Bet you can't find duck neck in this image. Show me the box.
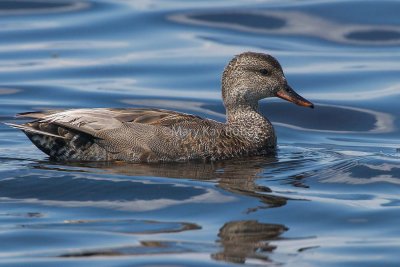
[225,102,274,146]
[226,102,270,131]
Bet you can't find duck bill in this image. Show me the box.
[276,85,314,108]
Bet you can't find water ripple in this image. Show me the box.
[0,0,90,15]
[170,5,400,46]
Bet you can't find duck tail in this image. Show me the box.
[3,122,66,139]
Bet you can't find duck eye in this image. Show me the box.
[259,68,269,75]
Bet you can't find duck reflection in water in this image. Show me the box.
[35,155,289,209]
[212,220,287,264]
[31,156,294,264]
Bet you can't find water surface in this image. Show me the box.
[0,0,399,266]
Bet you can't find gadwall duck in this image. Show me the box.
[7,52,313,162]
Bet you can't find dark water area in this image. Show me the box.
[0,0,399,266]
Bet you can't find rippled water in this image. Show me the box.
[0,0,399,266]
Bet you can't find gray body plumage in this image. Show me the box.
[7,52,313,162]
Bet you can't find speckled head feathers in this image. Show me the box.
[222,52,287,108]
[221,52,313,110]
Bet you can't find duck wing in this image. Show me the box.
[17,108,205,136]
[11,108,212,161]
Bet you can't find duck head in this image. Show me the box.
[222,52,314,109]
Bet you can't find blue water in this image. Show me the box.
[0,0,400,266]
